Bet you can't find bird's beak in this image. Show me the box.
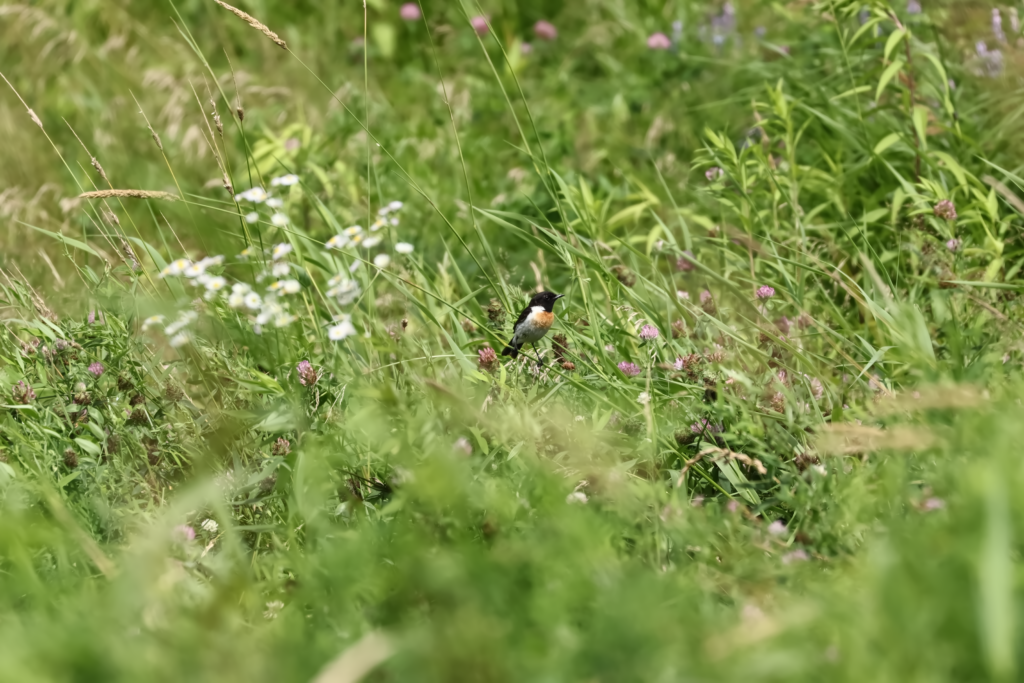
[554,294,565,300]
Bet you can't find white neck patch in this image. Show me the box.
[531,305,545,313]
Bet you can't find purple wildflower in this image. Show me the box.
[88,310,96,324]
[478,346,498,372]
[520,42,533,54]
[922,497,946,511]
[934,199,957,221]
[690,418,723,435]
[700,290,713,305]
[676,250,696,272]
[767,520,786,536]
[533,20,557,41]
[454,437,473,456]
[993,8,1007,43]
[756,285,775,300]
[297,360,318,386]
[782,549,809,564]
[173,525,196,542]
[946,238,962,252]
[618,361,642,377]
[907,0,921,14]
[705,167,724,182]
[88,362,105,377]
[12,380,35,404]
[647,32,671,50]
[399,2,421,21]
[470,16,489,35]
[639,325,659,341]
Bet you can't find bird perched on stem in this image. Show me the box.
[502,291,564,366]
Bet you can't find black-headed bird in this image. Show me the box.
[501,291,564,365]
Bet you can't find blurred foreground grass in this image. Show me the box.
[3,0,1024,680]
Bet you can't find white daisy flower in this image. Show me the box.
[349,234,363,246]
[236,187,268,203]
[239,247,254,259]
[266,197,284,209]
[199,255,224,268]
[272,262,291,277]
[228,292,246,309]
[245,212,259,224]
[271,213,289,227]
[160,258,191,278]
[141,315,165,331]
[169,332,190,348]
[272,243,292,260]
[361,236,383,249]
[184,262,207,278]
[231,282,251,294]
[255,305,280,325]
[388,200,403,211]
[205,276,227,291]
[270,174,299,187]
[274,313,297,327]
[328,317,357,340]
[395,242,414,254]
[370,219,385,232]
[327,278,361,305]
[165,311,198,336]
[343,225,363,237]
[373,254,391,268]
[281,279,301,294]
[349,260,362,273]
[377,207,390,217]
[389,217,399,227]
[244,292,262,310]
[325,234,349,250]
[195,272,212,287]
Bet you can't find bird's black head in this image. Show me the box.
[528,291,564,312]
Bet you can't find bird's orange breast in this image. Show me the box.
[532,310,554,330]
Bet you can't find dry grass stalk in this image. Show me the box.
[149,124,164,151]
[213,0,287,49]
[90,157,110,184]
[222,172,234,196]
[119,238,140,271]
[79,189,178,201]
[873,385,986,416]
[816,423,937,455]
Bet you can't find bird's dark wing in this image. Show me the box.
[511,305,532,333]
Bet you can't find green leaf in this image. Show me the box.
[876,59,905,101]
[20,221,100,258]
[873,133,902,156]
[73,438,102,457]
[912,105,929,151]
[884,28,907,62]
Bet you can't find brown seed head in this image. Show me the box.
[78,189,178,201]
[213,0,288,49]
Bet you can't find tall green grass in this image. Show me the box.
[2,0,1024,680]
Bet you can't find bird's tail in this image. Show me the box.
[501,342,519,359]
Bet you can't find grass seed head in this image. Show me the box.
[213,0,287,49]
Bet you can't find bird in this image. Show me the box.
[502,291,564,365]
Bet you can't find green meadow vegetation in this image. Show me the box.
[3,0,1024,680]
